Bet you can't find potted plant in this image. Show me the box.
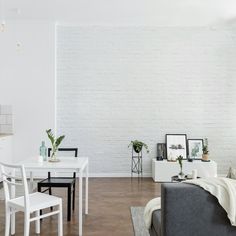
[176,155,185,179]
[46,129,65,162]
[202,138,209,161]
[128,140,149,154]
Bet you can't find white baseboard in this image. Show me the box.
[89,172,152,177]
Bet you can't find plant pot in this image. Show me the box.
[178,172,185,179]
[202,154,209,161]
[48,152,60,162]
[49,157,60,162]
[133,146,142,154]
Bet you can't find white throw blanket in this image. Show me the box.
[144,197,161,229]
[144,177,236,229]
[185,177,236,226]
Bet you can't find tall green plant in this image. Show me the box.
[202,138,209,154]
[46,129,65,159]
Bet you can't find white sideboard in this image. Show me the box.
[0,135,13,181]
[152,159,217,182]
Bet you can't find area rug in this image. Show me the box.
[130,207,149,236]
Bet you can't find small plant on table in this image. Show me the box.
[46,129,65,162]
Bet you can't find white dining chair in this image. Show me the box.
[0,162,63,236]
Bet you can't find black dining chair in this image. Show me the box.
[37,148,78,221]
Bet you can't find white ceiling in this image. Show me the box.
[2,0,236,26]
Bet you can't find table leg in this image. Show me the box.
[11,169,16,235]
[79,170,83,236]
[85,164,88,215]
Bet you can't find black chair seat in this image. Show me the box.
[38,177,76,185]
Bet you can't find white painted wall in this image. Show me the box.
[0,21,55,162]
[57,26,236,176]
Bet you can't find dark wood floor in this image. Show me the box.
[0,178,160,236]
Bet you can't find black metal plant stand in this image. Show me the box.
[131,148,143,177]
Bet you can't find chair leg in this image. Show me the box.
[38,185,43,217]
[10,209,15,235]
[67,186,71,221]
[58,201,63,236]
[5,207,10,236]
[24,213,30,236]
[49,187,53,211]
[72,183,76,211]
[35,210,40,234]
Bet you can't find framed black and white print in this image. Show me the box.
[188,139,203,159]
[166,134,187,160]
[157,143,167,159]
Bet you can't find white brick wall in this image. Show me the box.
[57,26,236,176]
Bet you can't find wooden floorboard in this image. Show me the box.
[0,177,160,236]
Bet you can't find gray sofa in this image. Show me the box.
[149,183,236,236]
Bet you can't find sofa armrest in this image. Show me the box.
[161,183,236,236]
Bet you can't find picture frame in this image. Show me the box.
[187,139,203,160]
[157,143,167,160]
[166,134,187,161]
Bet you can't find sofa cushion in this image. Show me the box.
[152,209,161,236]
[161,183,236,236]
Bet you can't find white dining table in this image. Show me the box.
[13,157,89,236]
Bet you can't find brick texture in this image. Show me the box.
[57,26,236,176]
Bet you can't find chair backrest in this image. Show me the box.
[48,148,78,157]
[47,148,78,178]
[0,162,29,209]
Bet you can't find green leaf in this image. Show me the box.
[46,129,55,146]
[55,135,65,148]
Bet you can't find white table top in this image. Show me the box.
[18,157,88,171]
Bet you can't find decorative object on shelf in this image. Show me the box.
[156,156,163,161]
[39,141,47,161]
[171,175,186,182]
[166,134,187,161]
[188,139,203,160]
[128,140,149,177]
[186,173,193,179]
[128,140,149,154]
[156,143,166,160]
[177,155,185,179]
[46,129,65,162]
[227,167,236,179]
[202,138,209,161]
[192,169,198,179]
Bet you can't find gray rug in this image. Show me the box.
[131,207,149,236]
